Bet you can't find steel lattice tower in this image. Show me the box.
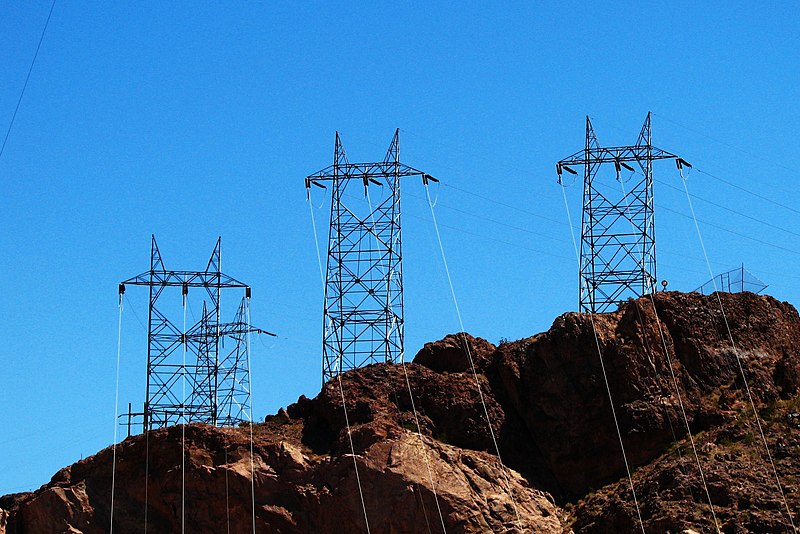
[120,236,270,432]
[306,130,432,384]
[557,113,684,313]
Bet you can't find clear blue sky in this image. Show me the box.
[2,1,799,495]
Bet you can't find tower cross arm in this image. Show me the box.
[185,322,276,341]
[306,162,430,186]
[557,145,679,167]
[121,270,249,288]
[218,324,277,337]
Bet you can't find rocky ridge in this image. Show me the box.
[3,291,800,533]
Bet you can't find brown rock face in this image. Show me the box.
[491,291,800,497]
[4,291,800,533]
[3,419,562,533]
[570,404,800,533]
[413,333,497,373]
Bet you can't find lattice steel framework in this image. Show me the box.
[120,236,269,432]
[306,129,433,384]
[557,113,684,313]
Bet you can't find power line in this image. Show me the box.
[589,179,800,258]
[330,151,800,291]
[678,170,797,531]
[424,183,526,530]
[437,176,800,282]
[655,177,800,239]
[405,189,571,244]
[403,211,574,262]
[0,0,57,161]
[693,167,800,218]
[591,113,800,217]
[417,161,800,282]
[439,182,570,227]
[399,128,564,199]
[330,187,575,261]
[652,112,795,175]
[438,178,800,285]
[424,178,800,282]
[367,125,800,275]
[657,203,800,258]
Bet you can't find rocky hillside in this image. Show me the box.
[3,291,800,533]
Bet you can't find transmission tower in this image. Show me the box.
[306,129,434,384]
[557,113,686,313]
[120,236,272,432]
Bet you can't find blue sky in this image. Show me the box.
[1,1,799,495]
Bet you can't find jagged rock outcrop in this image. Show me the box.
[1,413,562,533]
[570,402,800,533]
[4,291,800,533]
[490,291,800,497]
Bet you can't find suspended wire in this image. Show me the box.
[405,189,570,244]
[367,187,447,534]
[558,182,646,534]
[335,184,573,262]
[592,112,800,206]
[591,178,800,258]
[594,112,797,208]
[398,358,447,534]
[597,112,800,222]
[123,295,148,333]
[397,127,566,205]
[408,190,775,285]
[307,193,372,534]
[308,195,326,285]
[655,177,800,240]
[424,183,525,531]
[679,169,797,533]
[110,296,123,533]
[363,174,797,299]
[630,299,701,508]
[364,190,427,533]
[692,167,800,217]
[658,203,800,258]
[617,176,720,531]
[429,127,800,281]
[246,299,257,534]
[439,182,571,227]
[652,112,796,176]
[224,429,231,534]
[426,176,800,282]
[181,296,187,534]
[403,211,574,262]
[144,418,150,532]
[408,118,800,266]
[337,370,372,534]
[391,184,740,282]
[0,0,57,161]
[187,298,198,325]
